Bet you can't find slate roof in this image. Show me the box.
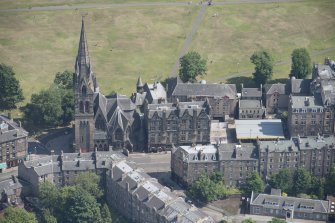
[147,101,210,119]
[177,145,218,163]
[290,96,323,109]
[0,177,23,196]
[264,83,288,95]
[251,192,329,214]
[172,83,236,98]
[258,139,299,153]
[110,158,215,222]
[239,100,263,109]
[0,115,28,144]
[290,78,311,95]
[218,143,258,161]
[241,87,262,98]
[145,82,167,102]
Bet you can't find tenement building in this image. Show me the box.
[18,151,214,223]
[171,82,238,120]
[250,189,329,221]
[145,100,211,151]
[171,143,258,187]
[258,135,335,180]
[106,159,214,223]
[0,115,28,171]
[288,96,324,137]
[238,99,266,120]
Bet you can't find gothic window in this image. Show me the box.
[82,85,87,96]
[79,101,84,113]
[115,128,123,141]
[85,101,90,113]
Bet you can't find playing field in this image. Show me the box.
[0,0,334,106]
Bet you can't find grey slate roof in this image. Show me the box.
[290,96,323,109]
[258,139,299,153]
[219,143,258,161]
[241,87,262,98]
[0,177,23,196]
[110,158,215,222]
[172,83,237,98]
[239,100,262,109]
[0,115,28,144]
[177,145,218,163]
[147,101,209,119]
[251,192,329,214]
[264,83,288,95]
[290,78,311,95]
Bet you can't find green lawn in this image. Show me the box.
[0,0,191,10]
[0,6,198,102]
[190,0,335,82]
[0,0,335,110]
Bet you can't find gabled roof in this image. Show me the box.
[264,83,288,95]
[290,78,311,95]
[172,83,236,98]
[241,87,262,98]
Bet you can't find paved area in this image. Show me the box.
[128,152,171,173]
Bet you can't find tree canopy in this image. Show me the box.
[179,51,207,83]
[64,188,102,223]
[0,64,24,110]
[290,48,311,79]
[268,217,286,223]
[293,168,311,195]
[269,169,293,194]
[244,171,264,194]
[75,172,103,199]
[24,71,74,128]
[242,218,256,223]
[250,49,274,85]
[54,70,74,89]
[187,173,227,203]
[325,165,335,196]
[0,207,37,223]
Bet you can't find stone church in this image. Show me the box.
[74,19,142,152]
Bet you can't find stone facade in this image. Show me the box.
[18,151,214,223]
[106,160,214,223]
[288,96,324,137]
[171,143,258,187]
[145,100,211,151]
[258,136,335,180]
[250,190,329,221]
[171,83,237,119]
[0,115,28,171]
[264,83,289,114]
[238,100,266,119]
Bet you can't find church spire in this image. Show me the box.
[75,17,91,78]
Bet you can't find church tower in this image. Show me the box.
[74,19,98,153]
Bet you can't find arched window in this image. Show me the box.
[115,128,123,141]
[82,86,87,96]
[85,101,90,113]
[79,101,84,113]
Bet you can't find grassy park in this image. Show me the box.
[0,0,334,107]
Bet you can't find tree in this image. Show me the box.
[269,169,293,195]
[268,217,286,223]
[245,171,265,194]
[179,51,207,83]
[325,165,335,196]
[293,168,311,195]
[101,203,113,223]
[250,49,274,85]
[39,182,59,212]
[64,188,101,223]
[24,88,63,127]
[54,70,74,89]
[290,48,311,79]
[0,207,37,223]
[0,64,24,110]
[310,176,325,199]
[42,209,57,223]
[61,90,74,125]
[242,218,256,223]
[75,172,103,199]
